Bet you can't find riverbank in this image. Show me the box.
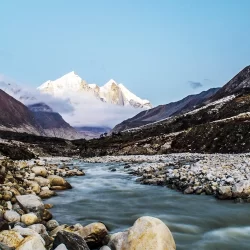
[0,157,176,250]
[84,153,250,202]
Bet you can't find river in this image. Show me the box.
[48,161,250,250]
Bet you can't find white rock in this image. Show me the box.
[109,216,176,250]
[28,224,48,235]
[0,230,24,248]
[6,201,12,210]
[54,243,68,250]
[32,167,48,178]
[34,177,50,187]
[100,246,111,250]
[4,210,20,223]
[225,177,234,184]
[16,195,44,213]
[13,226,37,236]
[16,235,46,250]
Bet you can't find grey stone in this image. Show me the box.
[53,230,90,250]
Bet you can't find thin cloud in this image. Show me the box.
[0,75,142,128]
[188,81,203,89]
[60,92,142,127]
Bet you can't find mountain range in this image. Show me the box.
[0,72,153,137]
[38,71,152,109]
[112,88,220,132]
[1,66,250,158]
[78,65,250,157]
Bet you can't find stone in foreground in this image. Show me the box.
[53,230,90,250]
[16,235,46,250]
[0,230,24,248]
[77,222,108,248]
[4,210,20,223]
[108,216,176,250]
[16,195,44,214]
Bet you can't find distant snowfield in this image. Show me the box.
[0,72,152,128]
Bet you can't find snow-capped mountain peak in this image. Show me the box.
[103,79,118,87]
[38,71,89,97]
[38,72,152,109]
[118,83,151,107]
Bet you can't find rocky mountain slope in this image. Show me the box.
[74,65,250,156]
[0,90,80,139]
[2,66,250,159]
[112,88,219,132]
[38,71,152,109]
[28,103,80,140]
[0,89,42,135]
[211,65,250,101]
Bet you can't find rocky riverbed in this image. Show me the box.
[84,153,250,202]
[0,157,176,250]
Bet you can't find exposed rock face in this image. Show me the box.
[29,103,81,140]
[0,90,80,140]
[0,89,42,135]
[211,65,250,101]
[112,88,219,132]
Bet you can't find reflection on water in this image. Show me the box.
[48,162,250,250]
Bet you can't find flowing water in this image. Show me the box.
[48,161,250,250]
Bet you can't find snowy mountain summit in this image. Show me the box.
[38,72,152,109]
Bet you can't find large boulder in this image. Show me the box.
[232,180,250,198]
[39,190,56,199]
[16,195,44,215]
[34,177,50,187]
[217,186,232,199]
[77,222,108,248]
[53,230,90,250]
[31,167,48,178]
[108,216,176,250]
[0,230,23,248]
[16,235,46,250]
[48,175,72,189]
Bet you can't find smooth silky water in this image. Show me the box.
[48,161,250,250]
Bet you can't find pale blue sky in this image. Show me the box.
[1,0,250,106]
